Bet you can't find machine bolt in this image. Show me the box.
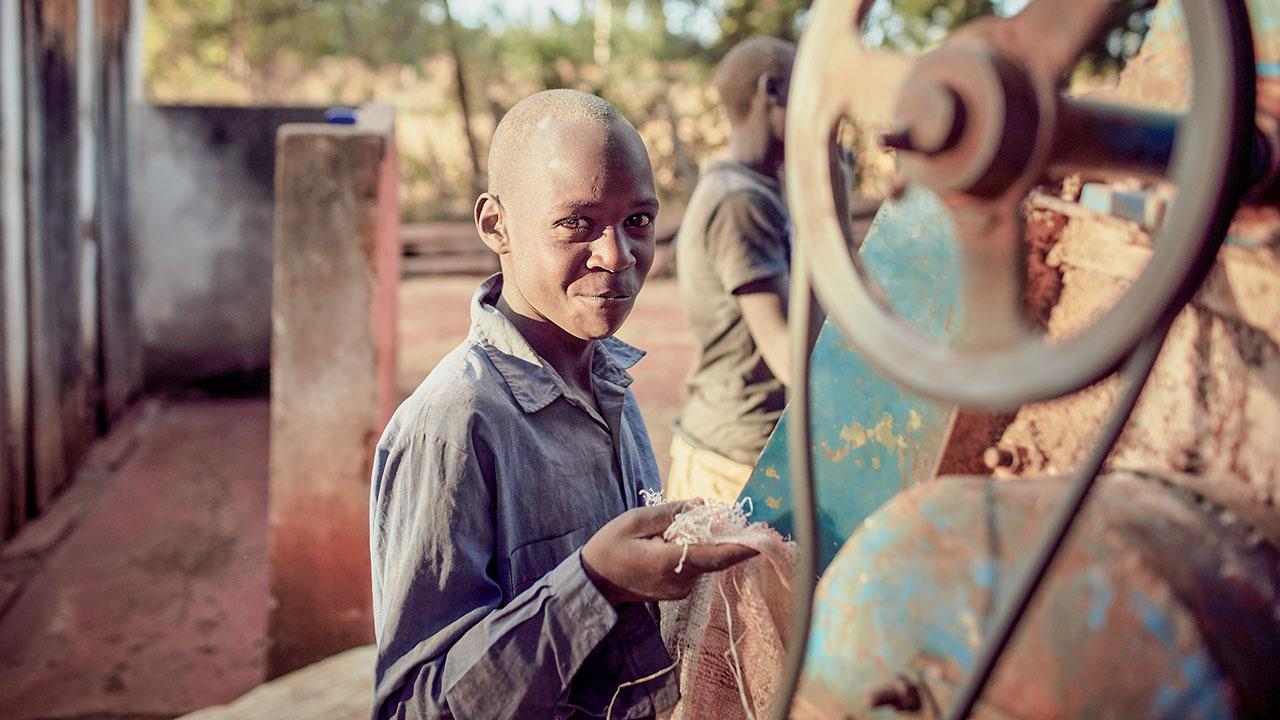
[983,444,1027,474]
[984,446,1014,470]
[866,676,923,712]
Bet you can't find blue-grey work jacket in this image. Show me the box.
[370,274,677,719]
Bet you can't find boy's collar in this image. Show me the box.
[468,273,644,414]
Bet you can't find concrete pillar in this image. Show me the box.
[267,105,399,676]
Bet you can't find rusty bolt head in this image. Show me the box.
[984,446,1016,471]
[866,676,923,713]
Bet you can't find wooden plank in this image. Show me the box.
[74,0,99,432]
[0,0,27,538]
[0,4,8,538]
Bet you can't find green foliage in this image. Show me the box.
[714,0,813,55]
[145,0,1154,221]
[864,0,995,52]
[1075,0,1156,78]
[149,0,443,67]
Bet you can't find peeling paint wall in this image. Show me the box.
[994,0,1280,514]
[997,221,1280,507]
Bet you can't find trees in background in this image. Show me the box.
[144,0,1153,221]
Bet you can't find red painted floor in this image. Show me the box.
[0,399,271,720]
[0,275,695,719]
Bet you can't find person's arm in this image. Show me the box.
[708,190,796,385]
[370,431,619,720]
[735,274,792,385]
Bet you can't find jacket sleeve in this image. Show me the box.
[369,429,619,719]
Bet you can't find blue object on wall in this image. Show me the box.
[324,107,359,125]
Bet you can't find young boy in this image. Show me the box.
[369,90,757,719]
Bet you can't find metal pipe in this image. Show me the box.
[1050,97,1280,200]
[766,245,819,720]
[1050,97,1179,181]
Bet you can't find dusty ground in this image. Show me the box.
[0,399,271,720]
[0,275,694,720]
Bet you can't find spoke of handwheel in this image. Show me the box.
[804,0,916,133]
[836,47,915,129]
[951,201,1029,351]
[1008,0,1117,83]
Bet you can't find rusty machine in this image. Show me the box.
[739,0,1280,717]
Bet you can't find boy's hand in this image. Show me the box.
[580,501,759,605]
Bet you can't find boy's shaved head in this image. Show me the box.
[474,89,657,343]
[714,37,796,124]
[488,89,636,201]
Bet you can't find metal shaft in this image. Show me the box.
[766,248,820,720]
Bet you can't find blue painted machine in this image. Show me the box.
[744,1,1280,717]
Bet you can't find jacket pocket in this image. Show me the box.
[508,524,597,596]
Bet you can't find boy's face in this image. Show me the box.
[496,120,658,341]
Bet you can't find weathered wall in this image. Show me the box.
[267,108,398,676]
[0,0,140,539]
[131,104,326,387]
[24,0,93,516]
[1,0,24,539]
[993,0,1280,513]
[98,0,143,423]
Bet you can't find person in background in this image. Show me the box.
[670,37,797,503]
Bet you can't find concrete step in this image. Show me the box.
[179,645,375,720]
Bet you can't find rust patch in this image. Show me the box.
[34,0,78,55]
[936,410,1017,476]
[96,0,131,46]
[1024,206,1069,330]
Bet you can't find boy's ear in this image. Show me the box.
[474,193,510,255]
[758,73,785,108]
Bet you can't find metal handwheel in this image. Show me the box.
[787,0,1257,411]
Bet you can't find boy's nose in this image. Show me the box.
[587,226,636,272]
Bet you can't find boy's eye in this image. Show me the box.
[557,216,589,230]
[626,214,653,228]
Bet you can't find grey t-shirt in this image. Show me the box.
[675,159,791,466]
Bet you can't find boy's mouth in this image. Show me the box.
[581,293,632,303]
